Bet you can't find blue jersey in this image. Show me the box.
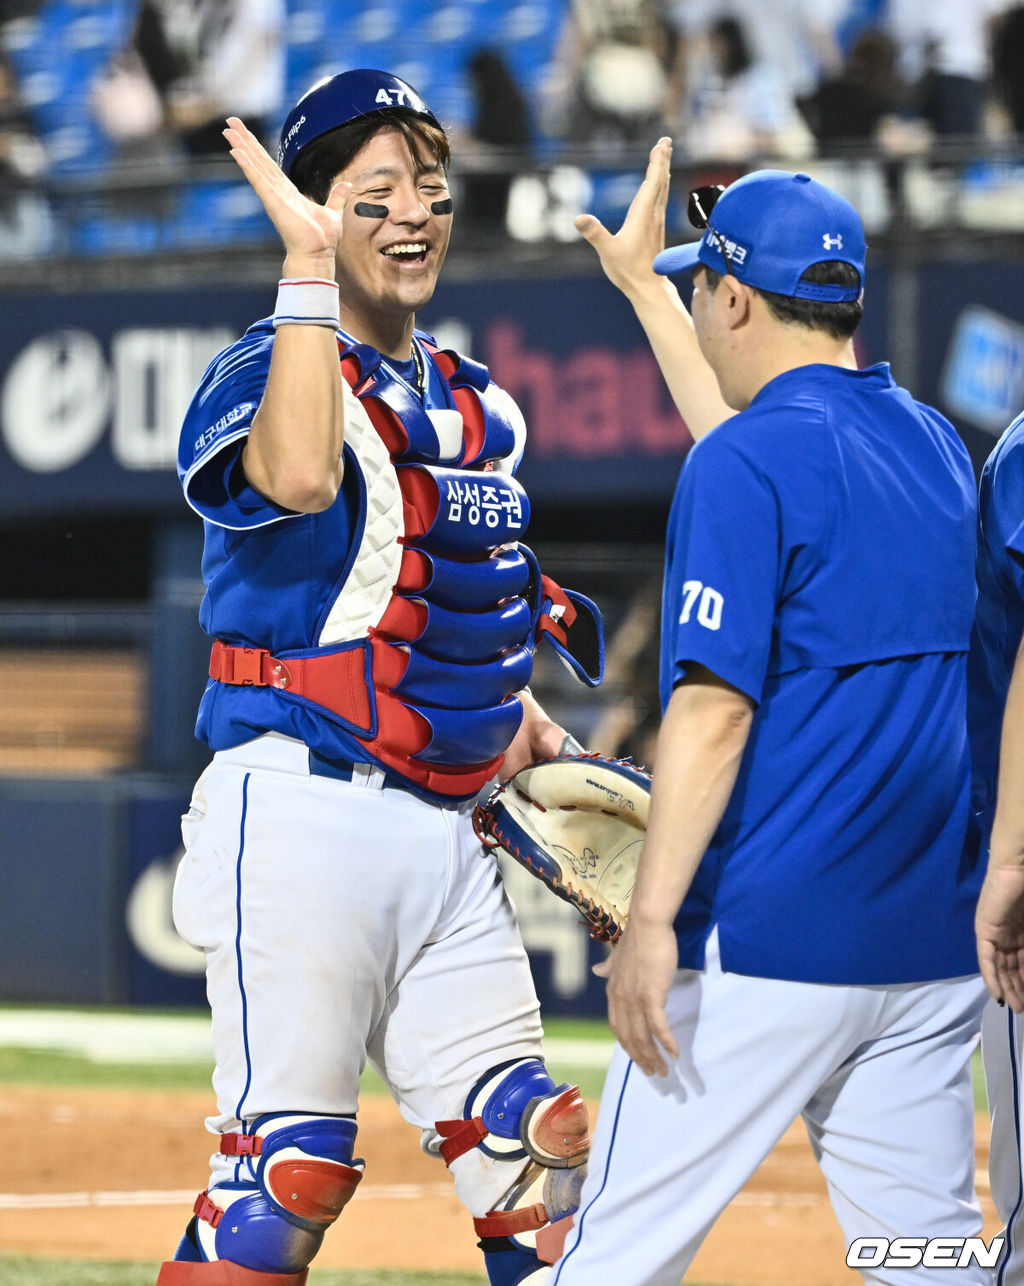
[177,319,532,795]
[967,413,1024,847]
[660,362,980,984]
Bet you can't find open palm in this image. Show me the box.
[223,116,350,266]
[575,136,673,296]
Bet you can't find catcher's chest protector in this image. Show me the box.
[331,338,534,791]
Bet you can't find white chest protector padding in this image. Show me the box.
[317,383,404,648]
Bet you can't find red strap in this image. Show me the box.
[473,1203,550,1239]
[435,1116,489,1166]
[536,575,578,650]
[219,1132,263,1156]
[362,396,409,456]
[192,1189,224,1228]
[397,467,441,538]
[396,547,432,593]
[209,640,290,688]
[209,642,372,733]
[209,637,503,797]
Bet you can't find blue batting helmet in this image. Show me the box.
[278,69,441,176]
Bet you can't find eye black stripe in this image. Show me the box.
[353,202,389,218]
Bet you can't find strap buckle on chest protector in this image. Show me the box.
[209,640,293,689]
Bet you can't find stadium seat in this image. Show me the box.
[169,179,274,249]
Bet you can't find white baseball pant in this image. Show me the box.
[553,930,988,1286]
[982,996,1024,1286]
[172,731,545,1215]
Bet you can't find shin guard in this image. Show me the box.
[160,1115,363,1278]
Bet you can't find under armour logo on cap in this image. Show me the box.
[823,233,844,250]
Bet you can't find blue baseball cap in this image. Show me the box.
[278,69,441,176]
[654,170,866,302]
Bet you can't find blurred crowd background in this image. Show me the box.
[2,0,1024,260]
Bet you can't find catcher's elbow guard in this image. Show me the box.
[436,1058,590,1252]
[164,1115,364,1277]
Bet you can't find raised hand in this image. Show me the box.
[574,136,673,299]
[223,116,350,276]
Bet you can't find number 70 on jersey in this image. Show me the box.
[680,580,724,631]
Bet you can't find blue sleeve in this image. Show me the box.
[177,321,296,530]
[987,425,1024,588]
[661,432,780,705]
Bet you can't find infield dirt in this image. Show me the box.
[0,1087,1000,1284]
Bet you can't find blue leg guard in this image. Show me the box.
[436,1058,590,1284]
[171,1221,203,1264]
[481,1241,550,1285]
[180,1115,364,1275]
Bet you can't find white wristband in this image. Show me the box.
[273,277,340,328]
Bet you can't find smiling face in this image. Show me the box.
[332,126,452,356]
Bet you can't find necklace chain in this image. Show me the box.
[411,340,425,402]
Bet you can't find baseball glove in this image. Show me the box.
[473,754,651,944]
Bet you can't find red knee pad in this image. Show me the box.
[263,1157,362,1224]
[522,1085,590,1167]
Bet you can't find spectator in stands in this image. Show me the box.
[544,0,677,145]
[92,0,285,157]
[460,48,531,233]
[680,14,814,161]
[0,47,52,257]
[992,5,1024,136]
[798,28,903,151]
[665,0,845,138]
[163,0,285,157]
[884,0,1009,141]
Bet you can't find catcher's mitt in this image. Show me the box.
[473,754,651,944]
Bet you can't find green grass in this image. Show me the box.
[0,1257,732,1286]
[0,1018,986,1109]
[0,1260,486,1286]
[0,1256,728,1286]
[0,1014,614,1098]
[0,1046,216,1090]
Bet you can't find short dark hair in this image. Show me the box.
[290,113,451,204]
[702,260,863,339]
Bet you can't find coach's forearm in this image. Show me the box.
[628,279,734,443]
[629,670,753,927]
[989,635,1024,869]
